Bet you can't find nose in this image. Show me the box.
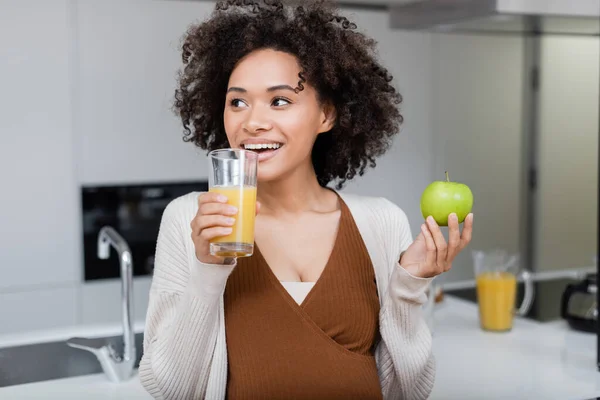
[242,105,272,134]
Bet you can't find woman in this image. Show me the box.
[139,0,473,399]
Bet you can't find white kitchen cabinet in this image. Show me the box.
[0,0,80,289]
[74,0,214,185]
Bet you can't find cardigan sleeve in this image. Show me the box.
[377,199,436,400]
[139,194,236,399]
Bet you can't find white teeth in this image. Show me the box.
[243,143,281,150]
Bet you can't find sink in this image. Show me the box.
[0,332,144,387]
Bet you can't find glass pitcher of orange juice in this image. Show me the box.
[208,149,258,258]
[472,250,535,332]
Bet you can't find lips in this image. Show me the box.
[241,141,284,162]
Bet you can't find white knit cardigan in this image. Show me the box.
[139,191,436,400]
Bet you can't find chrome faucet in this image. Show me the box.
[67,226,136,382]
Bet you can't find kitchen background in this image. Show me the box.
[0,0,597,362]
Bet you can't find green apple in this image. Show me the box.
[420,171,473,226]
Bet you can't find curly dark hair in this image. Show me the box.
[174,0,403,189]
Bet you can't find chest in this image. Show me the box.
[254,210,341,282]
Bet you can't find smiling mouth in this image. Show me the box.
[242,142,283,161]
[243,143,282,151]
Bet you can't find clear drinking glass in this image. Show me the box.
[472,250,535,332]
[208,149,258,258]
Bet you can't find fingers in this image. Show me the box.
[426,216,448,268]
[192,192,241,264]
[191,213,236,236]
[199,226,233,241]
[197,215,235,231]
[446,213,461,262]
[256,201,261,215]
[191,192,238,234]
[459,213,474,250]
[198,191,228,205]
[199,202,238,216]
[417,213,473,277]
[421,223,437,269]
[197,193,238,216]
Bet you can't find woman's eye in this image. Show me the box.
[272,97,291,107]
[230,98,247,108]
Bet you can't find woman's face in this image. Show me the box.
[223,48,334,184]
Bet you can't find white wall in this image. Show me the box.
[429,33,525,284]
[0,0,80,331]
[341,10,434,239]
[534,36,599,273]
[0,0,435,336]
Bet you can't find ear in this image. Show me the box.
[317,102,337,134]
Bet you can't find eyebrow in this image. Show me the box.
[226,84,296,94]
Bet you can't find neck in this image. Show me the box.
[257,163,332,216]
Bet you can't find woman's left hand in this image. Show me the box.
[400,213,474,279]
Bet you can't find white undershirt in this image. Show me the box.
[280,281,316,305]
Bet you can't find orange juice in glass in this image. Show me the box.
[476,271,517,331]
[472,250,535,332]
[208,149,258,258]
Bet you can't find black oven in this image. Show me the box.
[81,181,208,281]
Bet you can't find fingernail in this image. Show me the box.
[217,195,228,203]
[427,216,435,224]
[450,213,457,221]
[227,206,238,214]
[223,227,233,234]
[225,217,235,225]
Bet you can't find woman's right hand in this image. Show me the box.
[190,192,261,265]
[191,192,239,265]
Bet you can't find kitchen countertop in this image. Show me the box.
[0,372,151,400]
[1,296,598,399]
[0,321,146,349]
[429,297,599,400]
